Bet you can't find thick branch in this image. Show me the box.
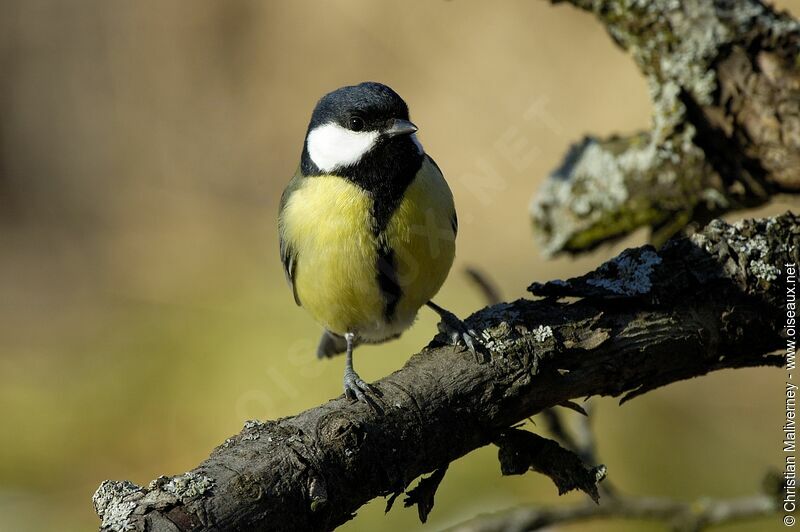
[532,0,800,255]
[94,214,796,532]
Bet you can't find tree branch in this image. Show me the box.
[531,0,800,255]
[459,381,781,532]
[448,493,777,532]
[93,213,795,531]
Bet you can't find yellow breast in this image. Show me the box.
[383,160,456,325]
[280,158,456,340]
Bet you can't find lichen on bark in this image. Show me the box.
[94,213,795,532]
[533,0,800,256]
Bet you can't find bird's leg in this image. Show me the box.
[426,301,480,358]
[343,332,381,410]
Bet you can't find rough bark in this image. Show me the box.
[93,213,797,532]
[531,0,800,256]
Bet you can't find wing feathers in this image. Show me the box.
[279,168,304,306]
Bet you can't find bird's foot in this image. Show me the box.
[344,370,383,413]
[435,308,482,360]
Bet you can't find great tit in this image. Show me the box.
[278,82,478,406]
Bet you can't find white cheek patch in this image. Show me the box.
[307,122,380,172]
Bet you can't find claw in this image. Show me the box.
[434,307,483,361]
[344,371,383,413]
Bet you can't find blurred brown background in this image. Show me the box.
[1,1,798,531]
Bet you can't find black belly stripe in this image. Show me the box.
[375,243,402,321]
[301,135,425,322]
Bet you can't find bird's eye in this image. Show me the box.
[348,116,365,131]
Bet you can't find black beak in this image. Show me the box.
[384,119,418,138]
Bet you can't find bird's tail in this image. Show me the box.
[316,330,350,359]
[316,330,403,359]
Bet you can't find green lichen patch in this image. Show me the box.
[531,132,711,256]
[164,471,215,503]
[93,480,142,532]
[692,217,790,285]
[585,247,663,295]
[532,325,554,342]
[532,0,798,255]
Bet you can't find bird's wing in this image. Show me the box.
[278,167,304,306]
[425,154,457,236]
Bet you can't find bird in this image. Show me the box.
[278,81,478,407]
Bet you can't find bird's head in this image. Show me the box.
[303,82,421,174]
